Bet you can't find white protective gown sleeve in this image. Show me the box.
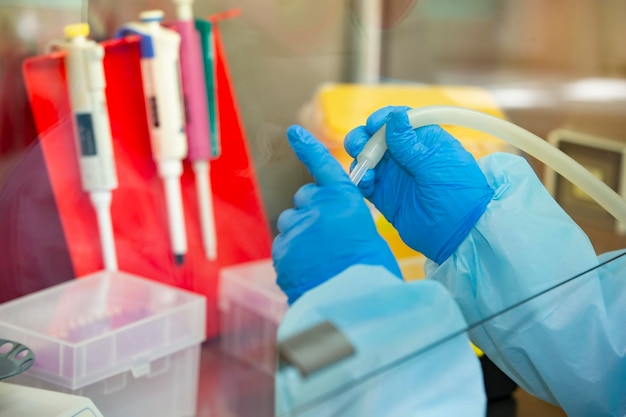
[275,265,486,417]
[427,152,626,417]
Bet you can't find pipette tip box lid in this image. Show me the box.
[219,259,287,375]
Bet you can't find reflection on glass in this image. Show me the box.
[277,250,626,416]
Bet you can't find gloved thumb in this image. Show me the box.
[385,108,426,175]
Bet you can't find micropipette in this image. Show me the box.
[170,0,218,261]
[196,19,222,159]
[117,10,188,265]
[50,23,119,272]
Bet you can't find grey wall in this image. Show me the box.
[198,0,351,234]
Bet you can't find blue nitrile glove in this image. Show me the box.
[345,106,494,264]
[273,125,402,304]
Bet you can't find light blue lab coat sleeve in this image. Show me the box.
[426,152,626,417]
[275,265,485,417]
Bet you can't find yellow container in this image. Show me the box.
[303,83,509,280]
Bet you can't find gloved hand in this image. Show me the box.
[344,106,494,264]
[273,125,401,304]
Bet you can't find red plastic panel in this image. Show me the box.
[20,28,272,338]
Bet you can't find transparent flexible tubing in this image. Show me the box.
[350,105,626,226]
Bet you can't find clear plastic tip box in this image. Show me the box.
[0,270,206,417]
[219,259,287,375]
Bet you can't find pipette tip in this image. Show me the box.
[174,253,185,266]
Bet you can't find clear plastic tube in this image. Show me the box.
[349,159,373,185]
[351,105,626,226]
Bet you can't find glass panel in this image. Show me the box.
[278,251,626,416]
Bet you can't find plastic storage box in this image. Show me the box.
[219,259,287,375]
[0,270,206,417]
